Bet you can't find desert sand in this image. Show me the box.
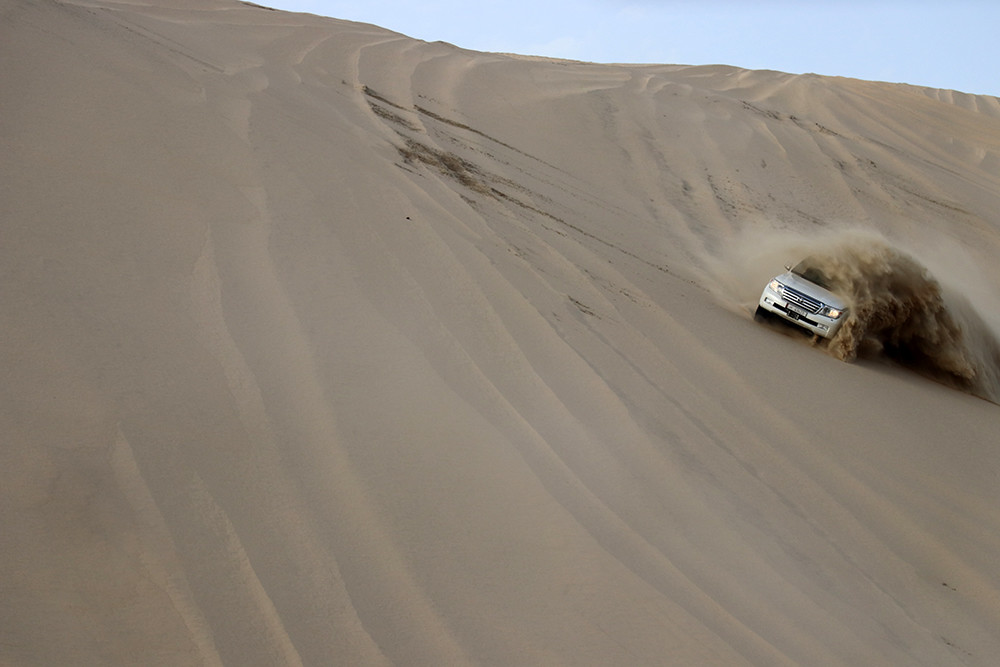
[3,1,1000,664]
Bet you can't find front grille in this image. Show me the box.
[780,285,822,313]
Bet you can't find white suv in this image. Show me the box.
[755,258,848,339]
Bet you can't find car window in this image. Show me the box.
[791,258,831,289]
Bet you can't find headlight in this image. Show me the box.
[822,306,844,319]
[768,279,782,293]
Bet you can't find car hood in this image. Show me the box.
[778,271,849,310]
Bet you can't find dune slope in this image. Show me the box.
[3,1,1000,664]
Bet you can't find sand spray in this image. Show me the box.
[706,226,1000,403]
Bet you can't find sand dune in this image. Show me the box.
[3,1,1000,664]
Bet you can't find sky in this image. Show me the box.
[260,1,998,97]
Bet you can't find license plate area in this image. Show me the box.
[785,303,808,318]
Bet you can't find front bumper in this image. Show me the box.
[758,287,845,339]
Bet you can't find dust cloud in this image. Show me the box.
[708,227,1000,403]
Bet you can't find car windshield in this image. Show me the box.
[791,258,832,290]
